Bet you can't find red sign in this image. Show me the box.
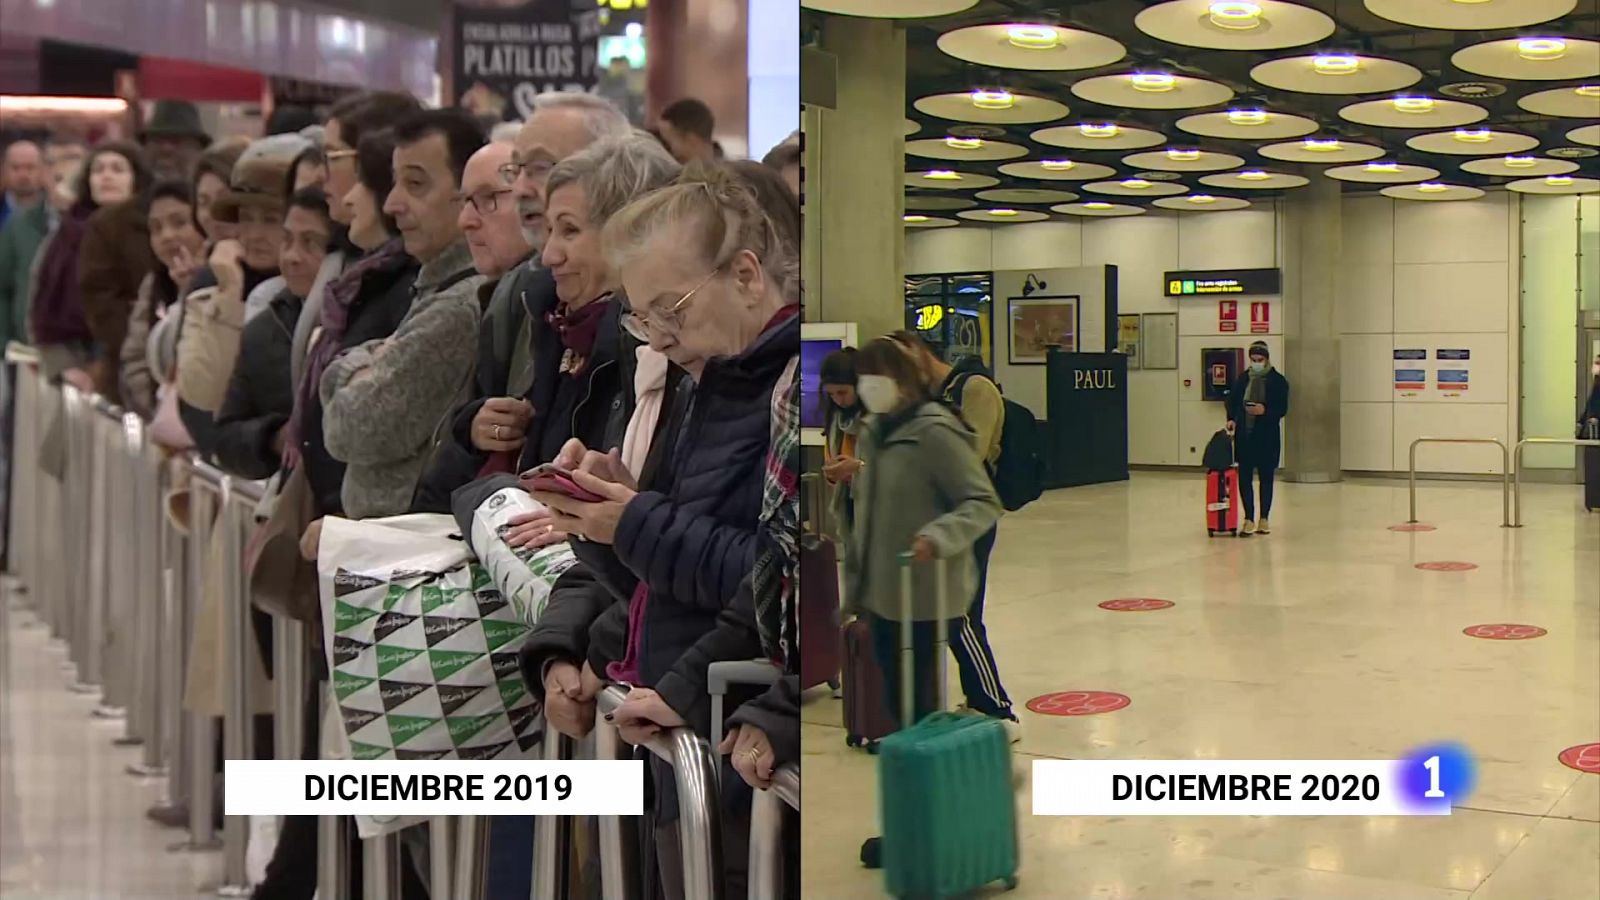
[1415,561,1478,571]
[1250,301,1270,334]
[1463,624,1547,640]
[1558,743,1600,774]
[1026,691,1130,716]
[1389,523,1437,532]
[1099,598,1174,611]
[1219,300,1238,333]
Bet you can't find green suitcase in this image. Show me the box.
[877,554,1019,898]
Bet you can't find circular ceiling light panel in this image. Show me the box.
[1122,149,1246,172]
[977,188,1080,204]
[1452,37,1600,82]
[997,160,1118,181]
[913,91,1070,125]
[1154,194,1252,211]
[1084,179,1190,197]
[1549,145,1599,158]
[1176,109,1319,140]
[1518,85,1600,118]
[1505,176,1600,194]
[1406,129,1539,155]
[1259,137,1378,161]
[1363,0,1577,30]
[904,170,1000,189]
[1324,162,1440,183]
[1439,81,1507,99]
[904,119,920,136]
[1461,155,1579,177]
[1200,170,1310,189]
[1380,182,1487,201]
[957,208,1051,224]
[801,0,979,18]
[1258,138,1386,162]
[1249,54,1422,94]
[905,138,1030,161]
[902,215,961,228]
[1053,202,1147,217]
[1134,0,1335,51]
[936,23,1127,71]
[1569,124,1600,146]
[1338,96,1488,128]
[1071,72,1235,110]
[905,195,979,211]
[1031,123,1167,150]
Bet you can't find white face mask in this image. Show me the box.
[857,375,901,414]
[1249,361,1267,374]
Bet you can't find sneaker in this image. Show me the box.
[1002,716,1022,744]
[1257,518,1271,535]
[1240,520,1257,537]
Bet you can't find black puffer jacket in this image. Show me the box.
[212,288,302,480]
[300,259,418,517]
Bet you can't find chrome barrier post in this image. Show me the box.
[184,479,221,850]
[1407,437,1512,527]
[533,724,572,900]
[318,814,352,900]
[428,817,454,900]
[1512,437,1600,527]
[363,833,402,900]
[595,712,641,900]
[131,431,167,775]
[109,411,142,738]
[217,472,252,894]
[161,486,193,811]
[65,387,95,689]
[452,816,488,900]
[748,766,798,900]
[84,406,112,699]
[273,618,306,763]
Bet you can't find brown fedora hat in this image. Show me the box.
[211,133,312,224]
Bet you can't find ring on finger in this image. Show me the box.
[744,747,763,763]
[493,424,504,440]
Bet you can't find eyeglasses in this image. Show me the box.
[453,188,515,214]
[498,158,554,183]
[622,267,723,342]
[325,148,356,163]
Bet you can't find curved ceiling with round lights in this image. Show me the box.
[803,0,1600,223]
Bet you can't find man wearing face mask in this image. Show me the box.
[1226,341,1290,536]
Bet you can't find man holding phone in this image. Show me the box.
[1226,341,1290,536]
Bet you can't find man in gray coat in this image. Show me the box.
[319,109,489,519]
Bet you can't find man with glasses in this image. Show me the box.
[412,93,630,513]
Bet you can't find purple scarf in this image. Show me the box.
[284,238,411,463]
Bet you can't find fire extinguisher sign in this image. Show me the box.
[1250,302,1270,334]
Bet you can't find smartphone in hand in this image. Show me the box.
[519,464,606,503]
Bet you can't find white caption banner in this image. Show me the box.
[225,760,644,817]
[1032,760,1449,816]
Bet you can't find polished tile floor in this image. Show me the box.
[801,473,1600,899]
[0,587,221,898]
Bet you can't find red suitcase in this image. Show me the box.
[799,534,842,691]
[1206,468,1240,536]
[842,618,899,752]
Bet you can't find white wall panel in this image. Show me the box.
[1128,370,1180,465]
[1340,402,1393,471]
[905,227,991,275]
[991,221,1082,271]
[1082,215,1180,313]
[1387,333,1510,405]
[1393,192,1509,265]
[1338,263,1394,334]
[1393,403,1510,474]
[1177,204,1279,270]
[1341,333,1395,403]
[1394,262,1509,333]
[1342,196,1394,267]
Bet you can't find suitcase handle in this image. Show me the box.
[897,550,952,729]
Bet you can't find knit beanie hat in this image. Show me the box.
[1248,340,1270,360]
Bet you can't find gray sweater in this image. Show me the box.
[320,239,486,518]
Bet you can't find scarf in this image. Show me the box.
[283,238,410,466]
[1243,365,1272,438]
[754,355,801,670]
[621,346,670,481]
[545,294,612,376]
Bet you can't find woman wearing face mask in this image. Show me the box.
[28,141,150,390]
[845,336,1001,867]
[119,180,206,419]
[819,347,864,536]
[1226,341,1290,536]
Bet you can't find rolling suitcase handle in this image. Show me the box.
[897,550,950,730]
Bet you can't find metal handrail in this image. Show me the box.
[1407,437,1511,527]
[748,764,798,900]
[1512,437,1600,527]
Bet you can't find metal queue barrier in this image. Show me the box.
[1511,437,1600,527]
[749,765,798,900]
[1407,437,1512,527]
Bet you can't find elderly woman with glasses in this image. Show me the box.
[520,161,800,899]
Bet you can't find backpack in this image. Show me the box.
[1202,428,1235,471]
[944,366,1046,512]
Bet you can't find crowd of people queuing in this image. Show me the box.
[0,90,802,899]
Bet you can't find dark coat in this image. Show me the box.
[1584,378,1600,422]
[299,259,419,517]
[79,198,156,400]
[29,202,94,346]
[212,288,302,480]
[1226,368,1290,469]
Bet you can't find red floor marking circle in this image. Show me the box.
[1389,523,1438,532]
[1098,598,1174,612]
[1558,743,1600,774]
[1026,691,1130,717]
[1416,561,1478,572]
[1463,624,1548,640]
